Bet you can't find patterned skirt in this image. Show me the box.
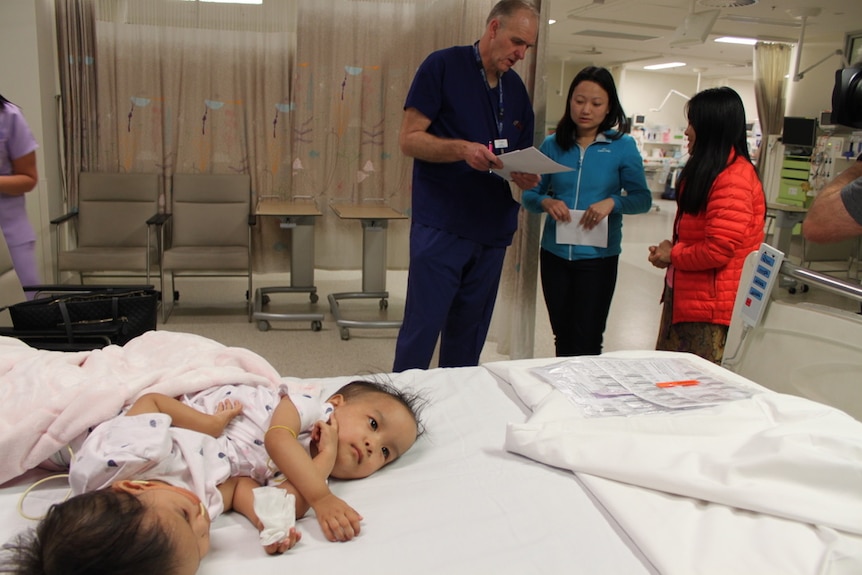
[655,285,728,364]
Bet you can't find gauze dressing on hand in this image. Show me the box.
[252,486,296,546]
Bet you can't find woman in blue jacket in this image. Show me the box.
[522,66,651,356]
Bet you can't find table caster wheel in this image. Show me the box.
[312,320,322,332]
[257,320,270,332]
[310,293,319,304]
[340,327,350,340]
[379,298,388,310]
[260,294,271,306]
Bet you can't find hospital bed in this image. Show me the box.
[0,301,861,573]
[723,247,862,421]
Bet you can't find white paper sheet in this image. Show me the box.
[556,210,608,247]
[492,146,573,180]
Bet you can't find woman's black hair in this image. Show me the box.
[677,86,754,215]
[555,66,628,152]
[335,379,428,439]
[0,94,9,110]
[1,489,180,575]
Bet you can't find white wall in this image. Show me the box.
[0,0,61,284]
[544,60,758,136]
[786,41,847,118]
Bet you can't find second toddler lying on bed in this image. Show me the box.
[4,380,425,575]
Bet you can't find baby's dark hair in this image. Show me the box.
[335,379,428,438]
[1,489,179,575]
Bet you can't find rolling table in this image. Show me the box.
[328,202,407,340]
[253,198,324,331]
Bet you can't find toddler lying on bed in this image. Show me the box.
[3,380,425,575]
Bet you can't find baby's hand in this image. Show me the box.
[313,493,363,542]
[263,527,302,555]
[212,399,244,433]
[312,417,338,457]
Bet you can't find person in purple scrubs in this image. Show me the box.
[0,93,40,299]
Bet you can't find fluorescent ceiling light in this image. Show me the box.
[644,62,687,70]
[715,36,758,45]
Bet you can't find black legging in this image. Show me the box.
[540,249,619,357]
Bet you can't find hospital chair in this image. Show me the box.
[156,173,254,322]
[52,172,162,285]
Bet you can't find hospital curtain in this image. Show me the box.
[85,0,297,271]
[488,0,547,359]
[291,0,500,270]
[55,0,544,358]
[59,0,500,271]
[55,0,99,207]
[753,42,792,173]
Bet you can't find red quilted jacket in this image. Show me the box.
[669,152,766,325]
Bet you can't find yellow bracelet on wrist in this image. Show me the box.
[266,425,297,439]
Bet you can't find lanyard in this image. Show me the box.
[473,42,504,138]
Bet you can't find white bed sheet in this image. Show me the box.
[489,351,862,575]
[0,362,652,575]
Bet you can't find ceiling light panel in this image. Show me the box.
[714,36,758,45]
[572,30,659,41]
[644,62,687,70]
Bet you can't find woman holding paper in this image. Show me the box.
[522,66,651,357]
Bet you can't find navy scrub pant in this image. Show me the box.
[393,223,506,372]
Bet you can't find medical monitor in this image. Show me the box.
[781,116,816,150]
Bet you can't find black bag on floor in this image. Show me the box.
[1,285,159,351]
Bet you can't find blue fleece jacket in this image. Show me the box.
[522,131,651,260]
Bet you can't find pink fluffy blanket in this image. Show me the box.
[0,331,282,484]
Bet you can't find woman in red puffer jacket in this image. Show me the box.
[648,87,766,363]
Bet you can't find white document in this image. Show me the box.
[529,356,754,416]
[556,210,608,247]
[492,146,573,180]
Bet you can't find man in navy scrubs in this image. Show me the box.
[394,0,541,371]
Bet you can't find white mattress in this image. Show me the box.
[4,340,859,574]
[0,362,652,574]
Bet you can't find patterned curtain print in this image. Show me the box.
[58,0,545,358]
